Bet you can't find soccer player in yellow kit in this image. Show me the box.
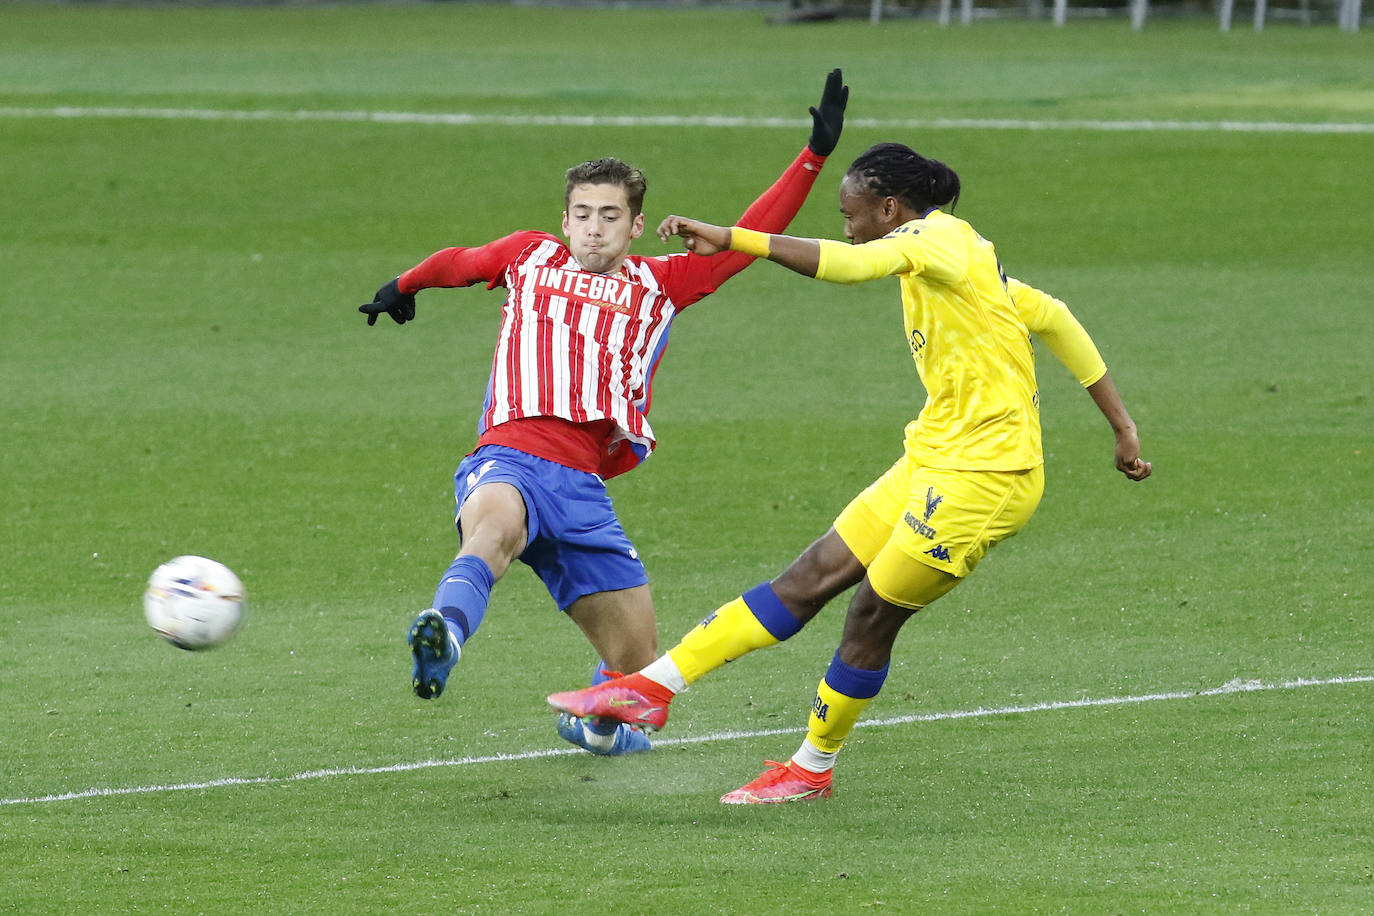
[549,141,1151,802]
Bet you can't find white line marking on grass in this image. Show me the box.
[1,106,1372,135]
[3,674,1369,807]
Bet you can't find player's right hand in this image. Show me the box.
[1114,429,1152,481]
[359,278,416,326]
[808,68,848,157]
[658,216,731,256]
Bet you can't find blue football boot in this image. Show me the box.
[408,609,460,699]
[556,713,652,756]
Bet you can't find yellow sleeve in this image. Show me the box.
[815,221,968,286]
[1006,277,1107,387]
[814,237,913,285]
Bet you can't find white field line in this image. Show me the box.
[3,673,1370,808]
[1,106,1372,134]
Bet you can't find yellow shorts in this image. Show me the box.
[833,457,1044,608]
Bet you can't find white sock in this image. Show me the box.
[578,719,617,753]
[790,737,837,774]
[639,655,688,694]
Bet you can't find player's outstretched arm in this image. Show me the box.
[358,232,546,326]
[1086,371,1152,481]
[657,217,822,277]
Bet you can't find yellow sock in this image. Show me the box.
[806,676,876,754]
[804,655,890,754]
[666,597,779,684]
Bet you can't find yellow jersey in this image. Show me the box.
[815,210,1106,471]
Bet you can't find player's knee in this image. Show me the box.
[835,584,918,669]
[773,532,864,618]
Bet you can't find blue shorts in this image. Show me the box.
[452,445,648,611]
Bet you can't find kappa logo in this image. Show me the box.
[924,486,943,521]
[697,612,718,629]
[924,544,952,563]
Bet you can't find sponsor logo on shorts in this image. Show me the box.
[902,511,937,540]
[925,544,952,563]
[697,612,717,629]
[924,486,943,521]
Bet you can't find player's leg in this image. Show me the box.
[566,584,658,673]
[662,456,908,684]
[515,462,656,755]
[549,587,659,755]
[546,538,862,730]
[411,455,532,700]
[724,465,1044,803]
[548,456,909,727]
[720,567,956,804]
[433,481,527,640]
[665,530,865,683]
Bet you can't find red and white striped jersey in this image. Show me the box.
[482,232,703,478]
[397,146,827,478]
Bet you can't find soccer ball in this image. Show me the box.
[143,555,244,650]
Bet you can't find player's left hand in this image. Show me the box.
[808,68,849,157]
[359,278,416,326]
[658,216,731,256]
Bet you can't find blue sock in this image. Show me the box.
[742,582,805,641]
[432,555,495,647]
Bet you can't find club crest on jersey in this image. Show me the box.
[535,266,640,315]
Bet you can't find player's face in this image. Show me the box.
[838,173,899,245]
[562,183,645,274]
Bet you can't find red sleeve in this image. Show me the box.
[654,146,827,309]
[398,230,557,294]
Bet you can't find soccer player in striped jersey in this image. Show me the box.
[359,72,848,757]
[549,141,1151,794]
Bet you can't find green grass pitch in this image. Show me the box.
[1,3,1371,912]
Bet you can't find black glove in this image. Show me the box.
[808,68,848,157]
[359,277,416,326]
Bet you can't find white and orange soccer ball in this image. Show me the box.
[143,555,244,650]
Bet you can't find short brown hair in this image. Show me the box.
[564,158,647,217]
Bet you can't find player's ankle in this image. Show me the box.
[638,655,688,694]
[622,672,676,705]
[788,759,833,785]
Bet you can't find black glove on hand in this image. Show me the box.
[359,278,416,326]
[808,68,849,157]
